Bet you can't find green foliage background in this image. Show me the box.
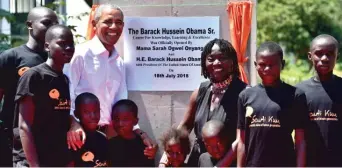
[257,0,342,85]
[0,1,87,53]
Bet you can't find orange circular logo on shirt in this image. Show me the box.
[82,151,95,162]
[246,106,254,118]
[18,67,30,76]
[49,89,60,100]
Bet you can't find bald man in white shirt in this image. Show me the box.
[64,3,157,159]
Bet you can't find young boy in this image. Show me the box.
[199,120,230,167]
[108,99,154,167]
[16,25,74,167]
[70,92,108,167]
[296,34,342,167]
[0,7,58,166]
[236,42,308,167]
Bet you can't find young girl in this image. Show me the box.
[160,127,190,167]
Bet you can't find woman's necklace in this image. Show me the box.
[211,75,233,94]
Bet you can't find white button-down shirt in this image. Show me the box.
[64,36,127,125]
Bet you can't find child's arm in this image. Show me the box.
[236,129,246,168]
[18,96,39,167]
[295,129,306,167]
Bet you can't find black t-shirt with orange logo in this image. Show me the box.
[237,82,308,167]
[0,45,47,166]
[0,45,47,129]
[15,63,71,166]
[296,76,342,167]
[71,131,108,167]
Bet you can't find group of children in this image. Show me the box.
[236,34,342,167]
[8,7,342,166]
[69,79,231,167]
[73,93,231,167]
[159,120,230,167]
[71,93,155,167]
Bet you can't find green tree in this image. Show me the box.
[257,0,342,60]
[0,1,88,52]
[257,0,342,85]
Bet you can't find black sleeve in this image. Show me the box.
[198,152,214,167]
[15,69,39,102]
[237,91,246,130]
[0,49,16,89]
[292,90,309,129]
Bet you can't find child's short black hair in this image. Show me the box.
[45,24,72,43]
[201,38,240,78]
[310,34,339,51]
[160,127,191,155]
[256,41,284,60]
[74,92,99,119]
[111,99,138,119]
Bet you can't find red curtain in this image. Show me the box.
[227,1,253,84]
[86,5,99,40]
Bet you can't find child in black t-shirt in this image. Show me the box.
[70,92,108,167]
[16,25,75,167]
[0,7,58,167]
[160,127,190,167]
[108,99,154,167]
[296,34,342,167]
[236,42,308,167]
[199,120,229,167]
